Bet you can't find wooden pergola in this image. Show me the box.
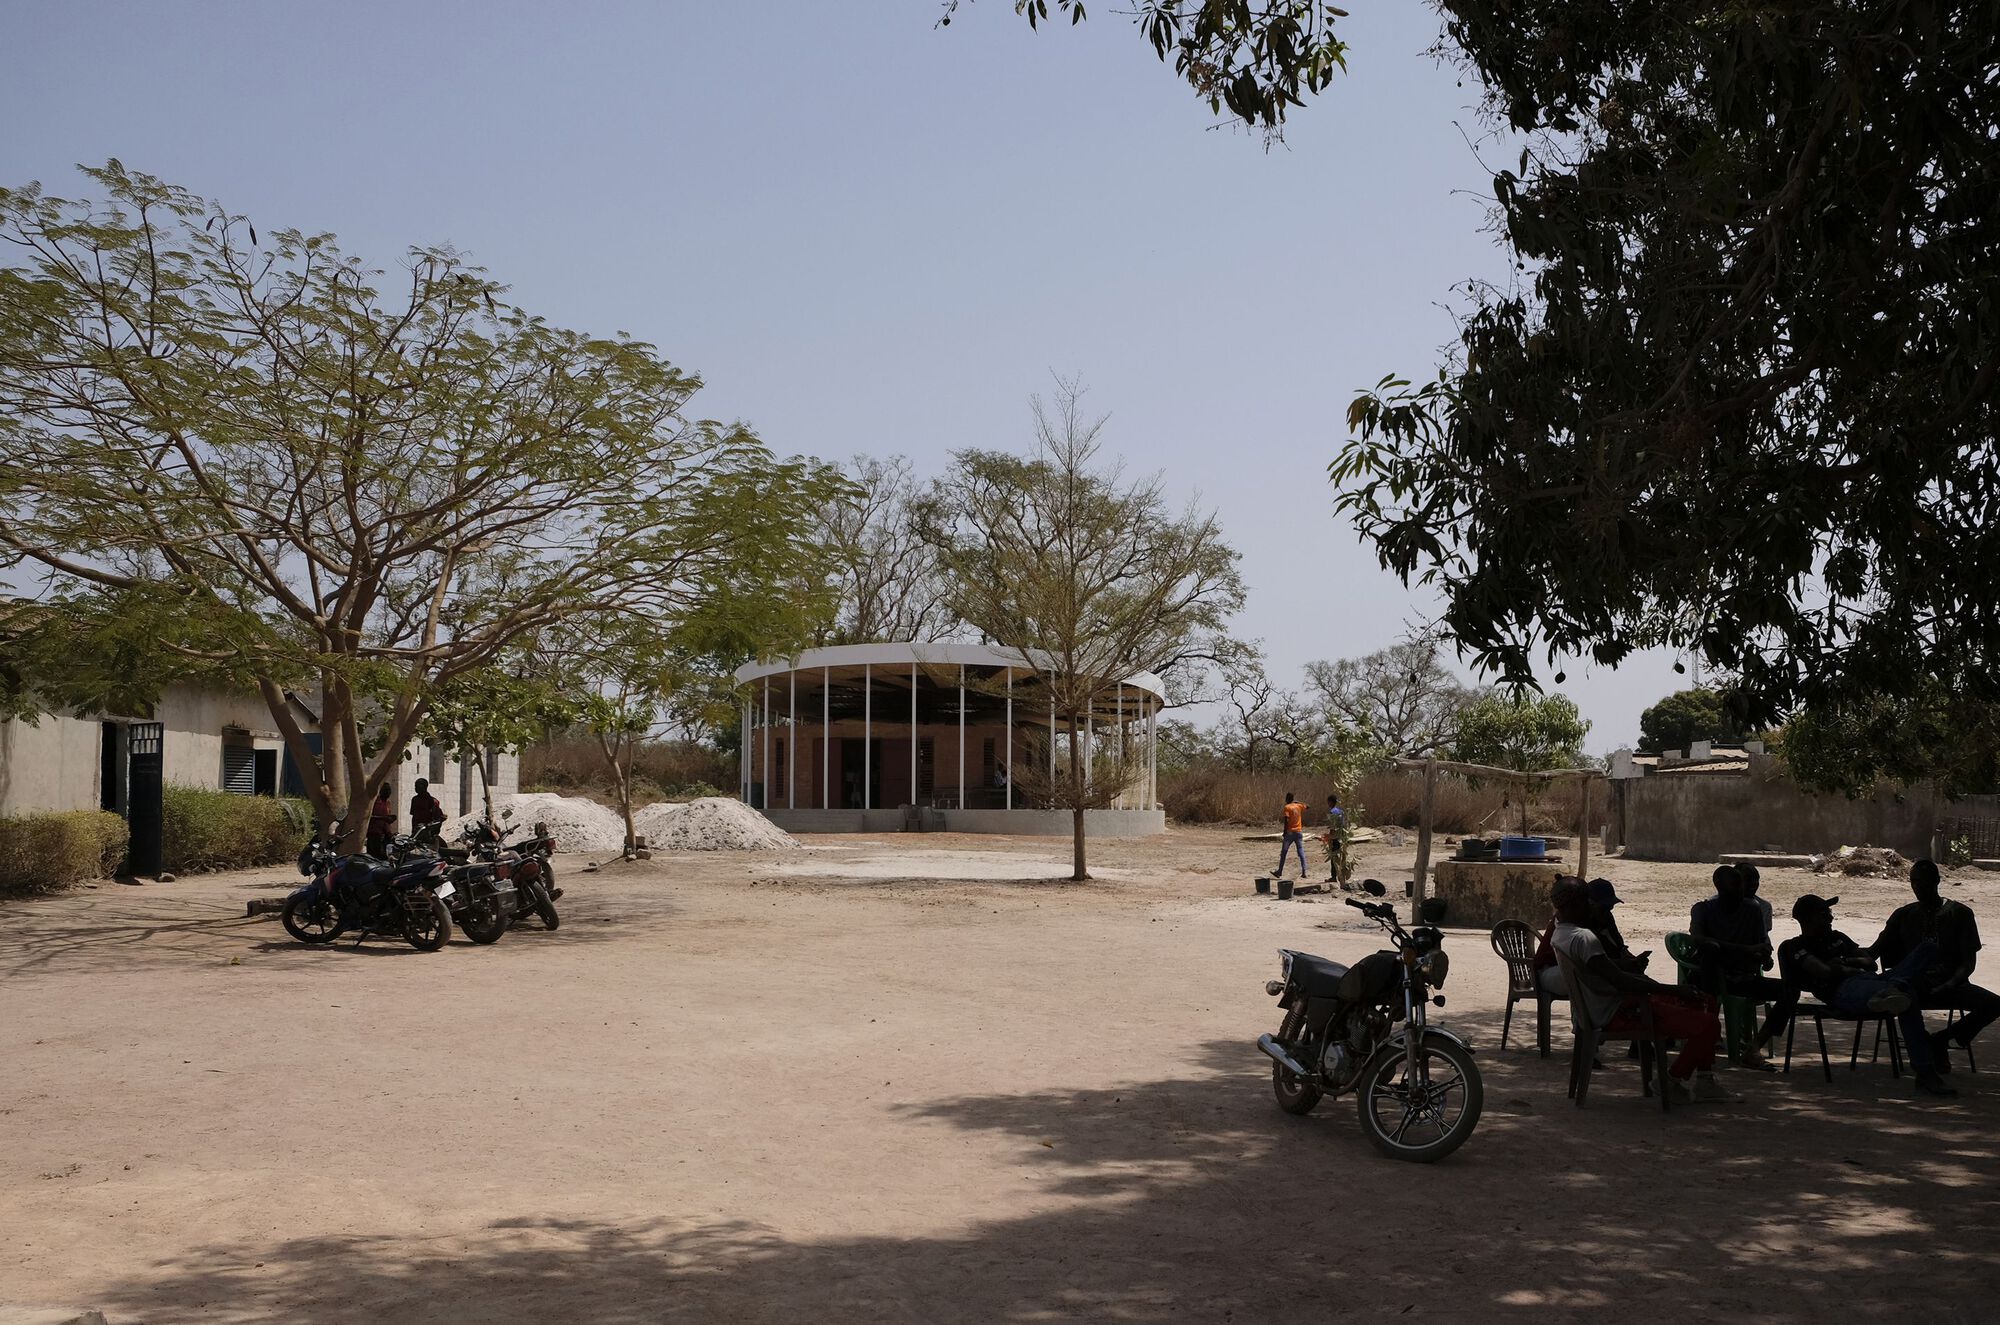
[1398,756,1608,921]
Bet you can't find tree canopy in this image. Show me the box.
[984,2,2000,794]
[1453,692,1589,774]
[1637,687,1743,755]
[0,163,837,844]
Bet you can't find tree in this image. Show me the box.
[1781,690,2000,801]
[1303,628,1480,757]
[918,377,1243,880]
[416,665,575,825]
[1637,688,1742,756]
[1453,693,1589,774]
[983,3,2000,794]
[0,164,836,850]
[813,455,956,645]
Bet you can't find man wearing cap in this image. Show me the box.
[1587,878,1649,970]
[1871,859,2000,1073]
[1782,892,1954,1097]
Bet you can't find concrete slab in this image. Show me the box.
[1720,852,1817,869]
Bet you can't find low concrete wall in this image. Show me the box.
[763,807,1166,837]
[1620,758,1941,862]
[1432,860,1562,929]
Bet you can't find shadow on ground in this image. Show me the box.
[89,1029,2000,1323]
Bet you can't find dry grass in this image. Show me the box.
[1161,767,1605,835]
[520,736,735,807]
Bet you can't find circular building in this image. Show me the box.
[732,642,1165,836]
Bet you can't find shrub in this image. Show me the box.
[160,785,312,873]
[0,810,130,896]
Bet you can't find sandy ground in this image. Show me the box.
[4,827,1999,1323]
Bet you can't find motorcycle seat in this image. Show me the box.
[1284,950,1350,997]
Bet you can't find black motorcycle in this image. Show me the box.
[454,811,560,932]
[1256,879,1483,1162]
[280,827,456,952]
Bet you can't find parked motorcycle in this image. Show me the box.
[1256,878,1483,1162]
[280,826,456,952]
[452,810,559,932]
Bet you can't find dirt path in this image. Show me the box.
[3,828,1997,1322]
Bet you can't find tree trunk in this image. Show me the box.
[1071,806,1088,882]
[475,747,494,822]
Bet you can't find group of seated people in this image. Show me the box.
[1534,859,1997,1101]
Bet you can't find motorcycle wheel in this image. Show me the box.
[1270,1005,1322,1115]
[529,878,560,931]
[1356,1035,1483,1163]
[404,895,453,952]
[281,889,343,945]
[460,900,509,946]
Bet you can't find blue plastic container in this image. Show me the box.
[1498,835,1548,862]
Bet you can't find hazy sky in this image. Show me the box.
[3,1,1684,752]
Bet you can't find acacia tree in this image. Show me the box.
[813,455,956,645]
[1304,628,1480,758]
[0,164,831,850]
[918,378,1243,880]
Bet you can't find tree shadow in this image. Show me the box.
[84,1030,2000,1323]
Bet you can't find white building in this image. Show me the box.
[0,682,516,822]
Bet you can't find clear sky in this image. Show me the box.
[2,1,1683,752]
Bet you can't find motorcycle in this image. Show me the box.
[452,809,560,932]
[1256,878,1484,1162]
[280,825,456,952]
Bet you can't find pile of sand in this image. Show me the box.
[633,797,799,852]
[444,792,627,854]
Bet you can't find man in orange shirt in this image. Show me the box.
[1276,791,1308,879]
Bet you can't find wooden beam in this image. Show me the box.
[1412,756,1437,923]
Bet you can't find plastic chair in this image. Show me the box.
[1665,930,1760,1058]
[1553,946,1670,1110]
[1871,1008,1979,1073]
[1491,919,1556,1057]
[1784,1000,1904,1083]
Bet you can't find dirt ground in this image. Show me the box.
[4,826,1999,1323]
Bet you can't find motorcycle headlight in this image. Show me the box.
[1416,950,1450,988]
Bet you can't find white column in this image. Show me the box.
[957,664,966,811]
[1115,683,1124,808]
[1149,705,1158,809]
[863,664,872,811]
[1005,669,1013,811]
[762,676,771,811]
[910,662,919,807]
[1049,690,1056,788]
[740,700,750,800]
[788,668,796,809]
[822,665,830,811]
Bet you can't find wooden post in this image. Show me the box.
[1412,757,1437,922]
[1578,775,1592,879]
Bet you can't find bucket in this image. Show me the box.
[1277,878,1295,900]
[1499,835,1548,862]
[1254,876,1271,895]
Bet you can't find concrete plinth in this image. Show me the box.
[1430,860,1562,929]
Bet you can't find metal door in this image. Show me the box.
[127,721,165,876]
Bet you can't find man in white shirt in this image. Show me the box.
[1551,880,1731,1103]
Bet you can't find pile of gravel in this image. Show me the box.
[443,792,627,854]
[634,797,799,852]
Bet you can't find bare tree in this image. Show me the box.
[815,455,956,644]
[1303,628,1482,758]
[919,377,1243,880]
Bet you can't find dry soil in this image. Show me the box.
[3,828,1998,1323]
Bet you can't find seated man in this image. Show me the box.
[1551,879,1730,1103]
[1587,878,1649,971]
[1872,859,2000,1072]
[1780,893,1953,1097]
[1691,864,1792,1070]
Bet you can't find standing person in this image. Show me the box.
[1323,793,1348,887]
[365,783,396,859]
[409,777,446,836]
[1871,859,2000,1071]
[1275,791,1308,880]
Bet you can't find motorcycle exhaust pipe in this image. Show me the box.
[1257,1033,1313,1079]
